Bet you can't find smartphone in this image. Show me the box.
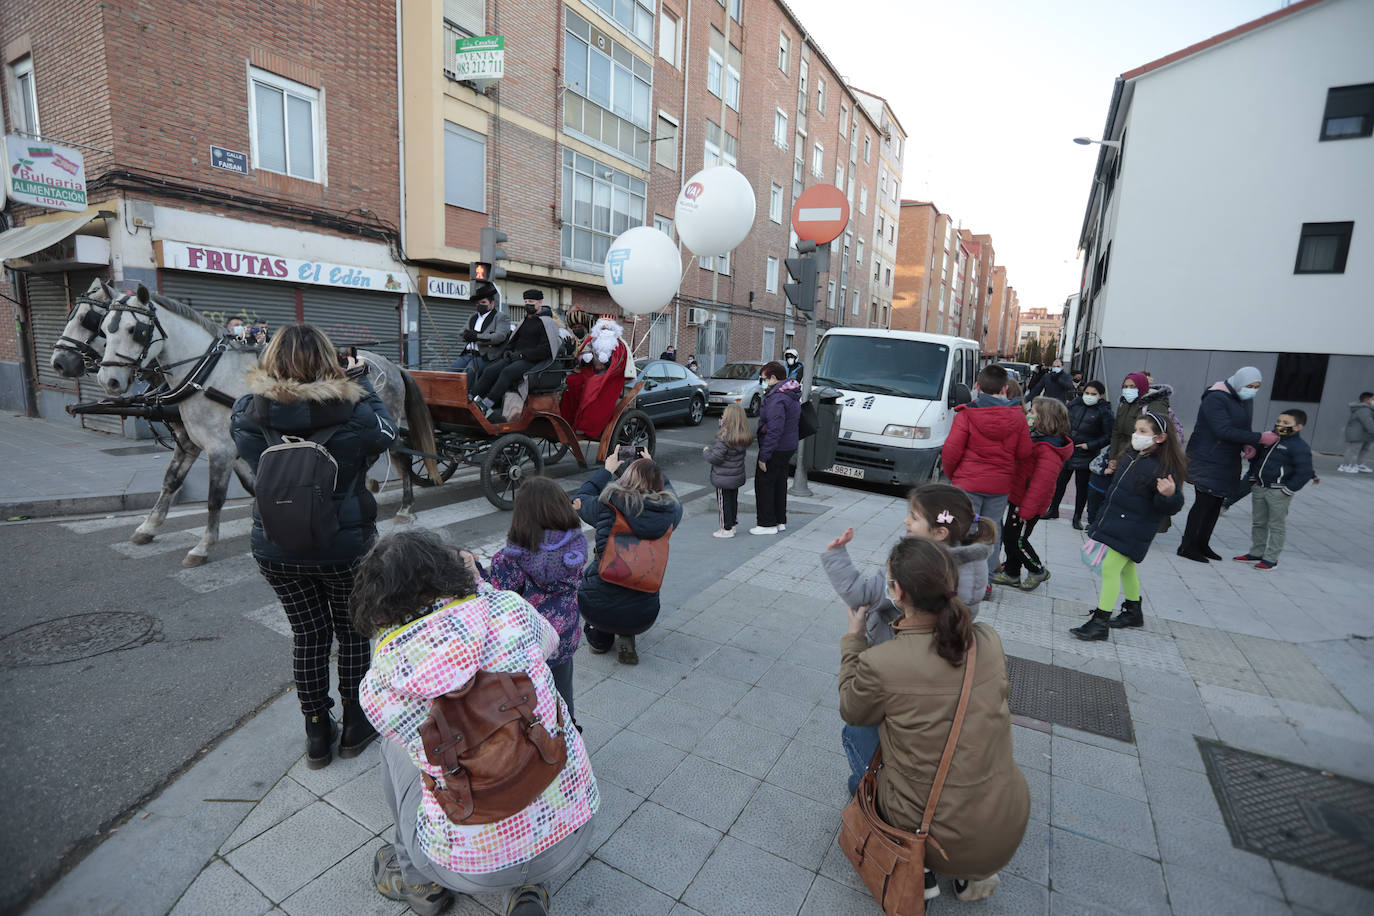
[617,445,640,463]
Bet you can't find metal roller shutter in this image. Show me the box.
[415,296,477,369]
[301,287,403,364]
[26,272,78,393]
[157,271,299,334]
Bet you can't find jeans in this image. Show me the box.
[1249,486,1291,562]
[447,352,487,386]
[842,724,881,797]
[755,449,795,528]
[549,658,575,722]
[966,492,1009,579]
[379,738,594,895]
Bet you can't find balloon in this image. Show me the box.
[603,226,682,315]
[674,165,757,256]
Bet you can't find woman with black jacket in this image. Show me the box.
[231,323,398,769]
[1047,381,1114,528]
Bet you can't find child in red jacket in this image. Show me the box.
[993,397,1074,591]
[942,364,1034,587]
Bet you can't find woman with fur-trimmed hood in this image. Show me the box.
[231,323,398,771]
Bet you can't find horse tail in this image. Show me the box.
[400,367,442,483]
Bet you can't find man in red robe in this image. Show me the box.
[561,318,631,438]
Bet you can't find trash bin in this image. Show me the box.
[807,386,842,472]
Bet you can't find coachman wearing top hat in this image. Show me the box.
[470,289,555,421]
[447,280,509,384]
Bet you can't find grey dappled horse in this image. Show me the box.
[73,283,438,566]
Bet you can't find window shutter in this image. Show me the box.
[444,0,484,35]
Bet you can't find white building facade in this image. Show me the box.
[1072,0,1373,451]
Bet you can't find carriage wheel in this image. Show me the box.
[406,450,460,487]
[540,438,570,466]
[611,408,656,456]
[481,433,545,510]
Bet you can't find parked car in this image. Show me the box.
[706,361,767,417]
[995,361,1032,383]
[630,359,708,426]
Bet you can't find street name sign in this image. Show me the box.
[210,145,248,174]
[791,184,849,245]
[4,135,87,212]
[452,36,505,80]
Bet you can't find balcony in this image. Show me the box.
[443,21,478,83]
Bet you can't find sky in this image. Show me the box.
[782,0,1281,312]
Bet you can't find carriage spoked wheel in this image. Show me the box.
[406,450,460,487]
[610,408,656,457]
[539,438,570,466]
[481,433,545,510]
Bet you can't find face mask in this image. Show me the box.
[1051,367,1062,373]
[525,305,538,315]
[233,325,246,337]
[1274,425,1296,436]
[786,356,796,365]
[1238,386,1258,400]
[1122,388,1139,403]
[1131,432,1156,451]
[1082,394,1100,406]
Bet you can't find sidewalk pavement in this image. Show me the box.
[26,448,1374,915]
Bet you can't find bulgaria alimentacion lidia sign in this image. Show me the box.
[4,136,87,212]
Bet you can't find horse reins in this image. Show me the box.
[54,294,111,370]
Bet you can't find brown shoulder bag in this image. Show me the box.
[597,509,673,592]
[837,637,979,916]
[418,670,567,825]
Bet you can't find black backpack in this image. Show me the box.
[254,420,345,554]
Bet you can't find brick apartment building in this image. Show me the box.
[0,0,410,424]
[1015,305,1063,356]
[400,0,900,377]
[852,88,907,331]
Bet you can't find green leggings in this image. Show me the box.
[1099,548,1141,610]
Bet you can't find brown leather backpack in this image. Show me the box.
[418,670,567,825]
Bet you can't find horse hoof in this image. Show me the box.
[131,531,155,545]
[367,477,380,493]
[182,554,208,568]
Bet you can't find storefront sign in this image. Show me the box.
[424,276,472,299]
[157,240,415,293]
[210,145,249,174]
[4,135,87,212]
[452,36,505,80]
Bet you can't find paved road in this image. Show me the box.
[0,418,724,913]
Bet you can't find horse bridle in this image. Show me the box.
[100,294,168,378]
[54,294,111,370]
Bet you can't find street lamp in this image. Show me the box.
[1073,136,1121,148]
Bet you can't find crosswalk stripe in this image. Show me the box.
[244,603,293,638]
[172,552,262,594]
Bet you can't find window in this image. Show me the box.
[563,12,654,165]
[863,134,871,162]
[9,56,38,135]
[859,187,868,214]
[827,281,836,310]
[769,183,784,223]
[1272,353,1329,402]
[725,48,741,111]
[762,327,776,361]
[655,114,677,168]
[766,257,779,293]
[778,32,790,73]
[704,120,737,167]
[560,149,647,268]
[838,103,848,138]
[658,11,679,65]
[852,289,861,316]
[885,267,892,287]
[1320,83,1373,140]
[773,109,788,149]
[729,0,741,21]
[856,239,864,265]
[444,0,483,36]
[707,30,724,97]
[839,285,847,313]
[812,143,824,177]
[1294,221,1354,274]
[443,122,485,210]
[873,258,880,282]
[583,0,654,47]
[701,252,730,274]
[250,68,321,181]
[654,214,674,240]
[879,170,887,195]
[817,78,827,112]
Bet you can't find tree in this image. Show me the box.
[1044,340,1058,365]
[1018,338,1042,365]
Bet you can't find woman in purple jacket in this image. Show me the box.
[751,361,802,536]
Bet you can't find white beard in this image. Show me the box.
[581,318,625,364]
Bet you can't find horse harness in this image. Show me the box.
[54,294,111,370]
[96,294,238,409]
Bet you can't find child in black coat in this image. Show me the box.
[1234,409,1314,570]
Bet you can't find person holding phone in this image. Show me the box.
[572,448,681,665]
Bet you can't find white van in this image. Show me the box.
[811,328,979,486]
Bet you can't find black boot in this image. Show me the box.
[304,712,337,770]
[339,699,378,758]
[1070,609,1111,641]
[1107,598,1143,629]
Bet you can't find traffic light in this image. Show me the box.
[476,226,509,281]
[783,254,818,317]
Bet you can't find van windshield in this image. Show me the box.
[813,336,948,400]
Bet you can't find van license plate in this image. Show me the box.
[828,464,865,480]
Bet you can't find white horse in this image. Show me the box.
[88,284,437,566]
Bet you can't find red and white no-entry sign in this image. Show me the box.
[791,184,850,244]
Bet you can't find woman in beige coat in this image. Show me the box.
[838,537,1029,902]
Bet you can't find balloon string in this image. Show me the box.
[680,253,697,286]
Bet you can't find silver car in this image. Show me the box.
[706,361,767,417]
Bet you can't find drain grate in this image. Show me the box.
[0,613,162,667]
[1005,655,1134,743]
[1198,739,1374,891]
[100,444,164,456]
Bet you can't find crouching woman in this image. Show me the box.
[353,530,598,916]
[838,537,1028,902]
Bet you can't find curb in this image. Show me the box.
[0,489,168,520]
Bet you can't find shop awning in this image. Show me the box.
[0,214,96,265]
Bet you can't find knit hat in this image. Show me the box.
[1227,366,1262,391]
[522,289,544,301]
[1123,372,1150,396]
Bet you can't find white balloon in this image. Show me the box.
[602,226,682,315]
[674,165,757,257]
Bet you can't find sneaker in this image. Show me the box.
[373,845,452,916]
[1359,464,1373,473]
[749,525,779,535]
[953,874,1001,902]
[1019,569,1051,591]
[990,570,1020,587]
[506,884,550,916]
[924,868,941,901]
[1337,465,1359,473]
[778,523,787,531]
[1255,560,1277,570]
[712,528,736,538]
[1233,554,1262,562]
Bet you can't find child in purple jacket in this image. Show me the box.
[488,476,589,720]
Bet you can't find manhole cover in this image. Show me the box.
[0,613,161,667]
[1198,738,1374,891]
[1006,655,1134,743]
